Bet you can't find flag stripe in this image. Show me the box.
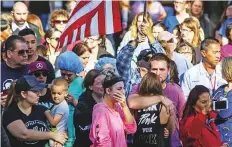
[105,1,113,34]
[57,0,121,49]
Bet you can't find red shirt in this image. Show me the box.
[180,112,223,147]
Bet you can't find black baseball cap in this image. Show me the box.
[15,75,47,94]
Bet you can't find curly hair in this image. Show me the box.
[49,9,69,28]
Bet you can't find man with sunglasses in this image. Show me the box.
[19,28,55,84]
[1,35,29,107]
[11,2,41,44]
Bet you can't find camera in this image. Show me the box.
[213,97,228,111]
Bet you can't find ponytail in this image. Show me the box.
[5,81,18,108]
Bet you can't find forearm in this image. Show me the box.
[166,115,176,135]
[23,129,54,141]
[128,94,162,109]
[122,105,134,124]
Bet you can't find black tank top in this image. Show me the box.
[133,102,170,147]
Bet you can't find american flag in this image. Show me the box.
[57,0,122,49]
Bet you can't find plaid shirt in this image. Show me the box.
[116,40,165,97]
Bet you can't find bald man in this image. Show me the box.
[11,2,41,44]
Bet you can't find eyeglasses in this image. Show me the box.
[53,20,68,24]
[50,37,59,41]
[84,37,99,43]
[181,28,193,33]
[30,90,42,96]
[61,73,73,78]
[12,49,29,56]
[33,71,48,77]
[179,51,193,55]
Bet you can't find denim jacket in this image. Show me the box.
[213,84,232,146]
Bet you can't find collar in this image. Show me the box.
[11,21,30,32]
[199,62,218,76]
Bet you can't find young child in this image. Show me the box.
[45,78,69,146]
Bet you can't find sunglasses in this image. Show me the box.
[12,50,29,56]
[61,73,73,78]
[50,37,59,41]
[33,71,48,77]
[53,20,68,24]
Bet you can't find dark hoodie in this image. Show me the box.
[73,91,96,147]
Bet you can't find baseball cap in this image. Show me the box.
[15,75,47,94]
[137,49,154,62]
[157,31,176,42]
[28,61,48,74]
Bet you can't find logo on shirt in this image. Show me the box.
[20,120,48,144]
[2,79,13,90]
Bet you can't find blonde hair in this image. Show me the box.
[181,17,201,48]
[222,57,232,81]
[27,14,45,37]
[129,12,153,39]
[158,40,171,59]
[51,78,69,90]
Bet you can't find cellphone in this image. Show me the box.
[213,100,228,110]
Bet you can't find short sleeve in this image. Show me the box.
[56,102,69,115]
[3,107,21,128]
[130,84,140,95]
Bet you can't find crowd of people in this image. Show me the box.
[1,0,232,147]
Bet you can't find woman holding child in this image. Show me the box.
[3,75,67,147]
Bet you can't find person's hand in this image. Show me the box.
[52,132,68,145]
[65,94,78,106]
[160,96,174,115]
[220,143,229,147]
[1,94,7,107]
[164,128,169,138]
[53,141,64,147]
[202,99,212,115]
[137,34,146,43]
[113,92,127,107]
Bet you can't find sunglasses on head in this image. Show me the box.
[33,71,48,77]
[53,20,68,24]
[61,73,73,78]
[12,49,29,56]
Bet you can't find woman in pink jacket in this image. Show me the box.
[90,70,137,147]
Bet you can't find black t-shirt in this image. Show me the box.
[133,103,168,147]
[1,62,29,91]
[37,56,55,84]
[3,104,48,147]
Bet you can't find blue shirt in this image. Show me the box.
[213,85,232,146]
[163,16,179,33]
[219,18,232,37]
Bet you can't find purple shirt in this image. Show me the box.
[130,83,186,147]
[220,44,232,61]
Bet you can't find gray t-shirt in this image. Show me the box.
[50,100,69,132]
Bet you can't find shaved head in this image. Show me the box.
[13,2,28,11]
[11,2,28,27]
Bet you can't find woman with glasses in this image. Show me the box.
[57,51,85,147]
[176,41,196,65]
[213,57,232,147]
[84,35,113,71]
[90,70,136,146]
[44,28,62,67]
[3,75,67,147]
[49,9,69,32]
[28,61,53,109]
[180,17,203,63]
[180,85,229,147]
